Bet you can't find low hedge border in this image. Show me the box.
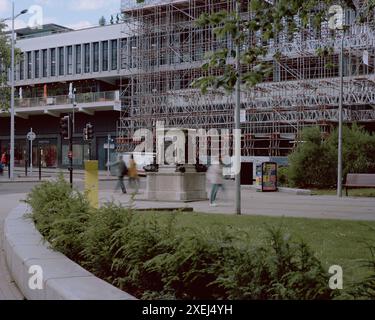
[3,204,136,300]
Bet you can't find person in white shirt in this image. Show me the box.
[207,162,224,207]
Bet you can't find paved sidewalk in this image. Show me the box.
[0,194,25,300]
[99,186,375,221]
[0,170,118,183]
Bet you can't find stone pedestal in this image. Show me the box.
[146,165,207,202]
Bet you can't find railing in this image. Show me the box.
[15,90,120,108]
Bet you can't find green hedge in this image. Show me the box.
[287,125,375,189]
[26,176,337,300]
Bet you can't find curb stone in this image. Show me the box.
[3,204,137,300]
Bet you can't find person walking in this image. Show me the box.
[113,155,128,194]
[207,162,224,207]
[0,151,7,176]
[1,152,7,166]
[128,154,140,193]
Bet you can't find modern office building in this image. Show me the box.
[0,23,125,169]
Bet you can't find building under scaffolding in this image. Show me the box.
[117,0,375,158]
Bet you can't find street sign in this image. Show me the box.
[104,143,115,150]
[27,132,36,141]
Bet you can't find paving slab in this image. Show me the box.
[0,194,25,300]
[99,185,375,221]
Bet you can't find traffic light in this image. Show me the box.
[84,123,94,141]
[83,126,88,141]
[60,116,71,140]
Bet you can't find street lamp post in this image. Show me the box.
[337,32,344,197]
[234,0,241,215]
[328,7,346,198]
[6,2,28,180]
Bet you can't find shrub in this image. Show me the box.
[327,124,375,179]
[349,244,375,299]
[27,178,335,300]
[277,166,289,187]
[288,127,336,188]
[25,173,91,261]
[287,125,375,188]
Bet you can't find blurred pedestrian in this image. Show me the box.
[128,154,139,193]
[112,155,128,194]
[207,162,224,207]
[1,152,7,166]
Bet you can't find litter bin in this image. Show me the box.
[256,162,278,192]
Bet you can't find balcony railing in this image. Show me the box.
[15,90,120,108]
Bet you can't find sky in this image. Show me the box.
[0,0,125,31]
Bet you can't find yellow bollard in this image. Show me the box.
[85,160,99,209]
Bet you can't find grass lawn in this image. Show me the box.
[149,211,375,298]
[311,188,375,197]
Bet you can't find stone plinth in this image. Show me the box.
[146,165,207,202]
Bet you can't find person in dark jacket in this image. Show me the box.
[113,155,128,194]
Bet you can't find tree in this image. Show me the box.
[189,0,373,93]
[99,16,106,26]
[288,125,375,188]
[288,127,337,188]
[0,22,11,111]
[327,124,375,177]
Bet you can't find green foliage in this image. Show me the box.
[27,177,335,300]
[288,127,336,188]
[287,125,375,188]
[192,0,362,93]
[278,166,289,187]
[25,173,91,260]
[0,22,22,111]
[349,241,375,299]
[327,124,375,177]
[99,16,106,26]
[0,22,11,111]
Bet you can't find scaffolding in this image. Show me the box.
[117,0,375,157]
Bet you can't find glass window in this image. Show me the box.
[50,48,56,77]
[111,40,117,70]
[75,45,81,74]
[102,41,108,71]
[84,43,90,73]
[19,53,24,80]
[42,49,47,77]
[93,42,99,72]
[62,143,89,166]
[27,52,32,79]
[67,46,73,75]
[34,51,40,78]
[59,47,64,76]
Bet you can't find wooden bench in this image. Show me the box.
[344,174,375,196]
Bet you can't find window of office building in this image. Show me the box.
[27,52,32,79]
[19,53,24,80]
[50,48,56,76]
[111,40,117,70]
[42,49,47,77]
[75,45,81,74]
[67,46,73,75]
[93,42,99,72]
[102,41,108,71]
[34,51,40,78]
[59,47,64,76]
[84,43,90,73]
